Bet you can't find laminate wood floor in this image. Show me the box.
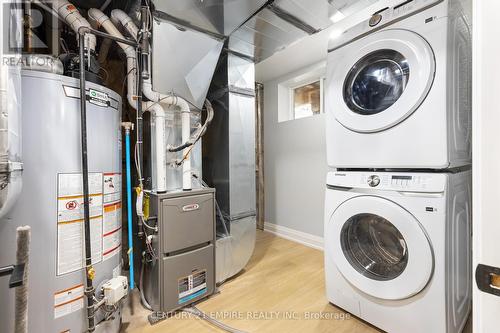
[121,230,381,333]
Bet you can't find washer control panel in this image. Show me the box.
[367,175,381,187]
[327,171,446,193]
[328,0,444,52]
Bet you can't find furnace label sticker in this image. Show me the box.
[103,173,122,261]
[178,270,207,304]
[54,284,84,319]
[57,173,103,276]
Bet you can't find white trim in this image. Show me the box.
[277,61,327,123]
[264,222,324,251]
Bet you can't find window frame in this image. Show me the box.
[289,77,325,120]
[276,62,327,123]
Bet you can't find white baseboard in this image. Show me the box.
[263,222,324,251]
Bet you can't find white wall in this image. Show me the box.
[256,0,402,82]
[263,62,328,238]
[472,0,500,331]
[258,0,403,243]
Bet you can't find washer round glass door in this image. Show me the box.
[329,29,435,133]
[326,196,434,300]
[343,49,410,115]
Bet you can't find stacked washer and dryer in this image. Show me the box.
[324,0,472,332]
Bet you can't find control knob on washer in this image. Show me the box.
[367,175,380,187]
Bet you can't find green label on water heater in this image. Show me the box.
[88,88,109,107]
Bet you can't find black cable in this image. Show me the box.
[168,99,214,155]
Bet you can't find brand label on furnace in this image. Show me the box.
[178,270,207,304]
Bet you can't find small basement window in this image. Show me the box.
[292,80,322,119]
[276,62,326,123]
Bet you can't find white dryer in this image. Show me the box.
[324,170,471,333]
[325,0,471,169]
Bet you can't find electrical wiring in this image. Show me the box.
[139,252,153,311]
[134,142,142,183]
[132,53,143,189]
[141,226,157,259]
[169,100,214,170]
[120,66,137,121]
[143,96,211,169]
[141,217,157,231]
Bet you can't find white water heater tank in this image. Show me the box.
[0,70,123,333]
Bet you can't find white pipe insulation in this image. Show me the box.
[149,103,167,193]
[142,82,192,192]
[42,0,96,52]
[109,9,194,191]
[89,8,193,191]
[87,9,137,110]
[111,9,139,39]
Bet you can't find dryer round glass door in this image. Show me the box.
[329,29,435,133]
[326,196,434,300]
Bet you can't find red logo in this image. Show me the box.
[66,200,78,210]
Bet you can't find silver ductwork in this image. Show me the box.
[0,2,23,220]
[151,18,224,109]
[205,50,257,282]
[151,0,268,36]
[151,0,379,63]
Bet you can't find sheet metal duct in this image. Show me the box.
[228,0,380,62]
[272,0,332,30]
[151,0,377,63]
[205,51,256,222]
[151,0,268,36]
[204,50,256,282]
[228,7,308,62]
[151,19,224,109]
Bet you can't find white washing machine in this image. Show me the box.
[324,170,471,333]
[325,0,471,169]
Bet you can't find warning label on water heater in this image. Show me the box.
[178,270,207,304]
[54,284,84,319]
[56,173,103,276]
[102,173,122,261]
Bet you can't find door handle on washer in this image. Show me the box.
[398,191,444,198]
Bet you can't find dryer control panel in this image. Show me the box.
[327,171,446,193]
[328,0,445,52]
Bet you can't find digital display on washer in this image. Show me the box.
[392,176,412,180]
